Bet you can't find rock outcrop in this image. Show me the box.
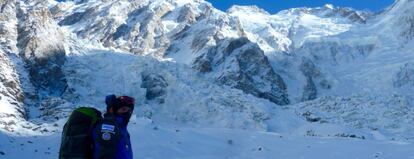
[0,0,27,132]
[141,72,169,103]
[394,63,414,87]
[194,37,289,105]
[17,2,67,96]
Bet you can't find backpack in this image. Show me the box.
[59,107,103,159]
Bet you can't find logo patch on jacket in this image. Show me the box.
[102,132,111,141]
[101,124,115,133]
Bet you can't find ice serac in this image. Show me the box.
[17,1,67,96]
[292,95,414,139]
[194,37,289,105]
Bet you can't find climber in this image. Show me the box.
[92,95,135,159]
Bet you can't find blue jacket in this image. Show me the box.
[92,114,133,159]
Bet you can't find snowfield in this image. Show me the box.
[1,118,414,159]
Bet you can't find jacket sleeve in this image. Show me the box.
[93,121,121,159]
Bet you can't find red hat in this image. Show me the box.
[117,96,135,110]
[106,95,135,113]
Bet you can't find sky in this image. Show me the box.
[206,0,395,14]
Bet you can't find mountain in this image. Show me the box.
[1,0,414,158]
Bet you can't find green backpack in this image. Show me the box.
[59,107,103,159]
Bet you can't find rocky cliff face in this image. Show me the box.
[0,50,26,132]
[54,0,213,57]
[194,37,289,105]
[0,0,27,132]
[17,2,67,96]
[0,0,69,133]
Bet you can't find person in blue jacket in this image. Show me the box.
[92,95,135,159]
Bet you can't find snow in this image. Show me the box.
[289,13,353,48]
[1,118,414,159]
[162,20,179,32]
[1,0,414,158]
[324,4,334,10]
[164,39,197,64]
[172,0,198,7]
[0,96,16,115]
[104,0,130,24]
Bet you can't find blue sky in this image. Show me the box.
[206,0,395,14]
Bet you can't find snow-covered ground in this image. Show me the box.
[1,117,414,159]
